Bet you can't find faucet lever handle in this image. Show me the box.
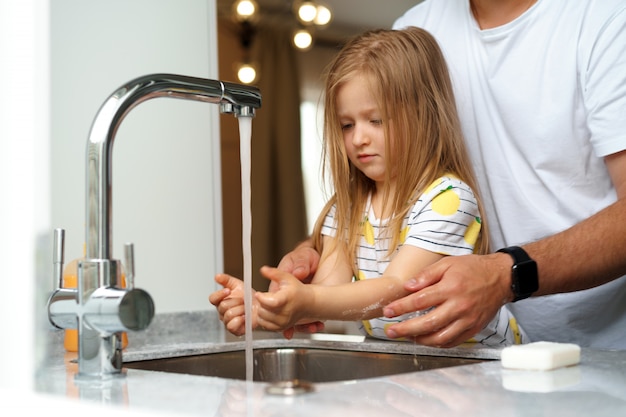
[124,242,135,290]
[53,228,65,288]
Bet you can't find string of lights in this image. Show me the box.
[231,0,333,83]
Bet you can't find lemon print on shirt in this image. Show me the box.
[362,217,375,245]
[362,320,374,336]
[400,225,409,243]
[465,217,481,246]
[432,186,460,216]
[355,270,366,281]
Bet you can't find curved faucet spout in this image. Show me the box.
[86,73,261,261]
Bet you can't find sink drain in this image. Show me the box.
[265,379,315,396]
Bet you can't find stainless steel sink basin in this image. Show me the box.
[124,346,490,382]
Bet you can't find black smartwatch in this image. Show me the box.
[497,246,538,302]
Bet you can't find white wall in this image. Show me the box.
[50,0,222,313]
[1,0,222,394]
[0,0,50,392]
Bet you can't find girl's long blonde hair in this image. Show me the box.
[312,27,489,276]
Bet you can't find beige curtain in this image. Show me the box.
[249,25,308,291]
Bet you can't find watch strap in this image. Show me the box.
[497,246,538,302]
[497,245,531,263]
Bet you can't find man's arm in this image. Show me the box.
[526,150,626,293]
[383,150,626,347]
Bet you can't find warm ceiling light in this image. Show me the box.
[293,29,313,50]
[237,63,257,84]
[297,1,318,24]
[233,0,258,21]
[314,4,332,26]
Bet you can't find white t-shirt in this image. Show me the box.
[394,0,626,348]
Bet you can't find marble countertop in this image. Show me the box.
[32,311,626,416]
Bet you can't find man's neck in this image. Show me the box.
[470,0,537,29]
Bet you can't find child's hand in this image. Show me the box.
[209,273,259,336]
[255,266,313,332]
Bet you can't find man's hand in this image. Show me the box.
[276,240,320,283]
[383,253,512,348]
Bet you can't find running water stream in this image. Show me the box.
[238,116,254,382]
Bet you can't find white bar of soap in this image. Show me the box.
[501,341,581,371]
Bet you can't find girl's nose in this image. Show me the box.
[352,124,369,146]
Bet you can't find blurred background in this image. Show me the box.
[217,0,419,289]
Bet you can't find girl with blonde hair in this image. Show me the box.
[211,27,525,346]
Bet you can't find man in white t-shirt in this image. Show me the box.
[280,0,626,349]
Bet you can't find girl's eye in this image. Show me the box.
[371,119,382,125]
[341,123,353,131]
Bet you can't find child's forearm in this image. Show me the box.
[304,275,409,321]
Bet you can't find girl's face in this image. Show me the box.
[336,74,391,188]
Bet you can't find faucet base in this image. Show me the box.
[74,368,127,383]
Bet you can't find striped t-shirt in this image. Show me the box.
[321,176,527,346]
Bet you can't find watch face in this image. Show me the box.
[513,260,539,295]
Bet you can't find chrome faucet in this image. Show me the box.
[47,74,262,379]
